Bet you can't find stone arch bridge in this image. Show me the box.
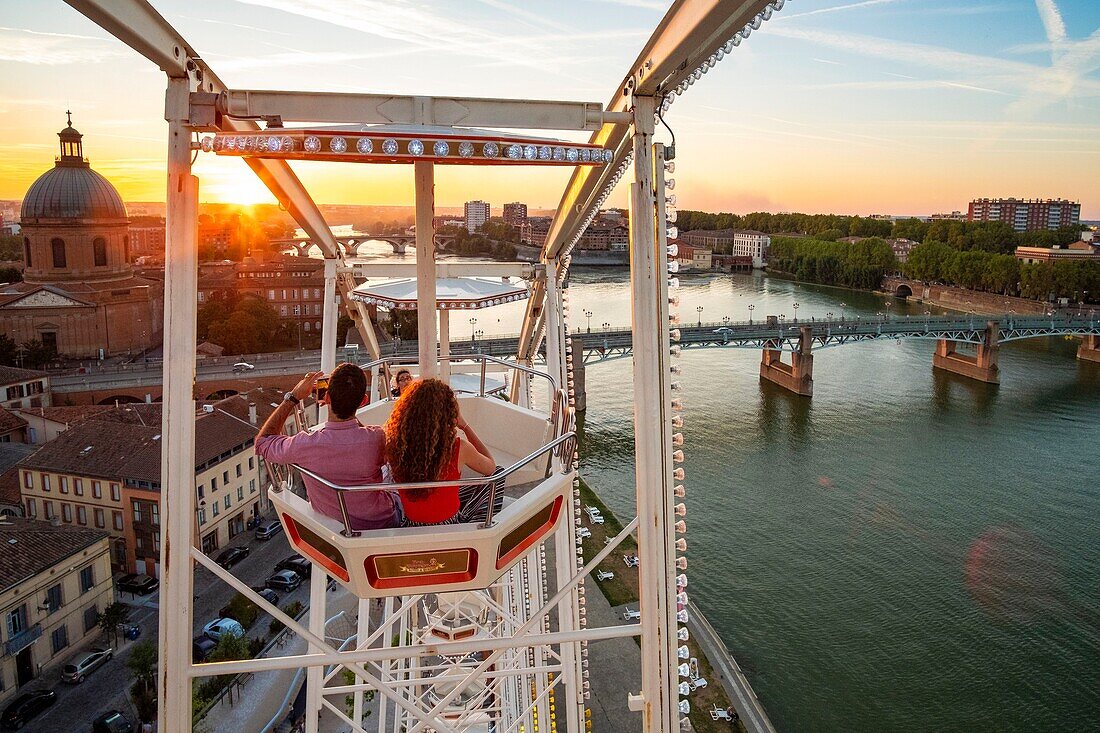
[270,232,457,258]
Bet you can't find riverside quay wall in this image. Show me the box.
[883,277,1049,316]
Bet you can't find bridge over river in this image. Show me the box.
[50,314,1099,403]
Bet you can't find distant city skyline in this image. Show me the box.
[0,0,1098,217]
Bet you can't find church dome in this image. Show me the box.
[20,117,127,222]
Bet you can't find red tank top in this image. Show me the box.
[399,437,461,524]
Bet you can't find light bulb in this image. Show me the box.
[677,609,690,623]
[667,226,679,238]
[677,573,688,587]
[677,592,688,606]
[676,557,688,570]
[679,700,691,715]
[679,682,692,696]
[678,663,691,678]
[670,329,681,341]
[678,627,690,641]
[671,365,682,375]
[674,485,686,498]
[668,261,680,274]
[666,178,676,190]
[667,244,679,257]
[665,160,676,174]
[666,194,677,206]
[671,400,684,412]
[675,504,687,518]
[672,415,684,428]
[678,645,690,660]
[671,382,683,392]
[669,295,681,307]
[669,313,681,325]
[670,345,682,357]
[672,432,684,445]
[673,450,685,463]
[675,519,687,533]
[762,6,773,20]
[668,277,680,289]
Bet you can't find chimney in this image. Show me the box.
[248,403,258,425]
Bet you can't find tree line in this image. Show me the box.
[768,237,898,290]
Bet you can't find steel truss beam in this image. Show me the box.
[225,90,629,129]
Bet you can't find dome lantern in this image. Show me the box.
[57,110,87,167]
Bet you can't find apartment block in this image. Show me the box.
[968,198,1081,232]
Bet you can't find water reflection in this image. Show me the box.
[757,379,813,447]
[931,368,998,416]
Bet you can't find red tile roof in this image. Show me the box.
[0,518,109,592]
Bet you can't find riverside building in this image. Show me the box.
[968,198,1081,232]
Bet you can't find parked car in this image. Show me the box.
[232,362,255,373]
[214,546,251,569]
[265,570,302,592]
[116,574,158,595]
[61,647,113,683]
[255,520,282,540]
[91,710,133,733]
[202,618,245,641]
[192,636,217,663]
[256,588,279,606]
[275,554,312,579]
[1,690,56,729]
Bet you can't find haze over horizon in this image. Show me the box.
[1,0,1098,218]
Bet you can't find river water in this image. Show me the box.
[331,242,1100,729]
[563,269,1100,733]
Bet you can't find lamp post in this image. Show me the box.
[792,302,799,322]
[696,306,703,327]
[603,322,611,332]
[840,302,847,321]
[748,304,755,324]
[469,317,477,342]
[584,309,593,334]
[884,300,892,321]
[722,316,730,327]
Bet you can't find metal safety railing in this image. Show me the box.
[269,430,576,537]
[360,353,557,402]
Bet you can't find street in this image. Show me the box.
[19,528,306,733]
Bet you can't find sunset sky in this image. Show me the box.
[1,0,1098,218]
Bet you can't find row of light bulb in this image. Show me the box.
[561,286,592,707]
[659,0,788,117]
[559,153,634,277]
[663,152,699,729]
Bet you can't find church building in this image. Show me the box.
[0,115,162,358]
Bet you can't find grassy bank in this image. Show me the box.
[577,480,747,733]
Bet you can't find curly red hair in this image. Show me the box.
[383,378,459,497]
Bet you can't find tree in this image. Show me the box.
[127,640,158,692]
[19,339,56,368]
[130,681,157,724]
[0,335,17,367]
[97,602,131,646]
[0,267,22,283]
[0,235,22,261]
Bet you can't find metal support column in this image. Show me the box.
[157,76,198,733]
[352,598,370,726]
[627,96,677,733]
[414,161,437,378]
[305,572,328,733]
[544,260,566,391]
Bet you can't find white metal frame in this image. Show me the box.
[59,1,770,731]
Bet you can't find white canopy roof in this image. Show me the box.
[350,277,529,310]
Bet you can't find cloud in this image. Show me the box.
[0,26,127,65]
[591,0,668,9]
[779,0,901,20]
[1034,0,1067,50]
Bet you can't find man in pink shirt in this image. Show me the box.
[255,364,400,530]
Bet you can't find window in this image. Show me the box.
[197,483,204,500]
[211,476,217,490]
[83,605,98,633]
[79,565,94,593]
[313,288,320,299]
[22,472,31,489]
[74,479,83,496]
[45,584,63,614]
[51,238,66,268]
[303,321,310,332]
[198,508,206,525]
[92,481,101,499]
[133,504,142,523]
[62,504,72,523]
[59,477,68,494]
[235,464,242,478]
[6,605,27,637]
[151,503,159,526]
[211,503,219,517]
[236,487,243,502]
[293,304,301,317]
[280,305,288,317]
[197,291,205,303]
[51,624,69,654]
[43,501,53,520]
[223,495,230,510]
[154,531,161,552]
[314,304,321,315]
[94,509,104,528]
[93,237,107,266]
[267,289,275,300]
[223,470,229,484]
[23,237,31,268]
[248,457,254,470]
[77,506,86,525]
[42,475,50,492]
[315,321,321,330]
[281,289,287,300]
[113,511,123,531]
[25,498,35,518]
[250,479,256,494]
[110,484,120,501]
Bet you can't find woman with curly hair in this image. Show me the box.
[384,378,500,525]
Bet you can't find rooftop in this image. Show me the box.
[0,517,109,593]
[0,366,48,386]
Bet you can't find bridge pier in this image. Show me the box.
[1078,334,1100,363]
[933,322,999,384]
[391,241,408,255]
[759,326,813,397]
[570,337,587,412]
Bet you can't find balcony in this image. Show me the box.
[5,624,42,656]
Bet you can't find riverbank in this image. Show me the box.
[881,277,1049,316]
[578,480,775,733]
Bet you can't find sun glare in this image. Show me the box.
[194,157,279,206]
